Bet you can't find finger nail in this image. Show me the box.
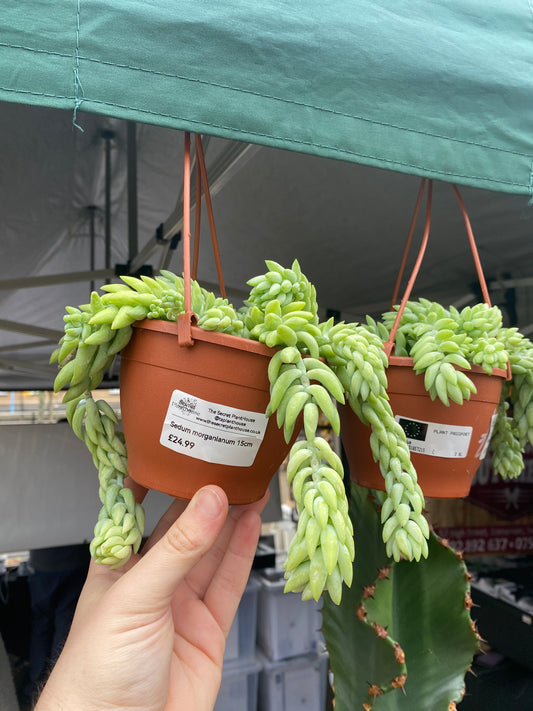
[195,487,224,519]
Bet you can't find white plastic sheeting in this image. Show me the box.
[0,422,172,552]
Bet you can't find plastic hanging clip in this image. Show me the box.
[177,311,197,347]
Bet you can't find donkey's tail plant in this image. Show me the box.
[50,272,236,568]
[51,259,430,601]
[369,296,533,481]
[242,260,428,599]
[242,261,355,603]
[319,318,429,563]
[68,395,145,566]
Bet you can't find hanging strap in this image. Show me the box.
[390,178,427,308]
[451,184,491,305]
[384,179,433,358]
[385,179,496,362]
[178,132,226,346]
[192,141,202,282]
[177,132,195,346]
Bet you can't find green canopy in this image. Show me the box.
[2,0,532,196]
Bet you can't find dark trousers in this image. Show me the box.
[23,565,87,702]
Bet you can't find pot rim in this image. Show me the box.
[388,355,507,380]
[132,318,278,358]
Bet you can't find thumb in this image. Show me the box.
[117,485,229,610]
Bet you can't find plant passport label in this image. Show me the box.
[395,415,472,458]
[160,388,269,466]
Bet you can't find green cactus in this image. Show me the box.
[322,484,480,710]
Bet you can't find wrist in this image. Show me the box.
[34,670,99,711]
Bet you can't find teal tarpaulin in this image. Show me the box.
[1,0,532,196]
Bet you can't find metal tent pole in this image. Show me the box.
[102,130,114,280]
[131,139,261,275]
[127,121,138,264]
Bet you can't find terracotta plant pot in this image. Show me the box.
[119,319,299,504]
[339,356,507,498]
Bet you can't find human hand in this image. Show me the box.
[35,484,267,711]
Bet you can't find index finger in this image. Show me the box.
[179,488,270,600]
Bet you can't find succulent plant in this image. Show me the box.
[322,484,480,711]
[51,260,434,604]
[366,296,533,481]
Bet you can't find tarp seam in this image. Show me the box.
[0,40,530,161]
[0,41,69,58]
[0,85,71,101]
[0,82,529,190]
[2,84,529,191]
[72,0,85,127]
[65,55,533,161]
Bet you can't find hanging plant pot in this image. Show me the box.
[340,179,511,499]
[340,356,506,498]
[120,319,299,504]
[118,134,300,504]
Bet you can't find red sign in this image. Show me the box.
[466,448,533,520]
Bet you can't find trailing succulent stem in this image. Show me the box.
[243,262,355,602]
[264,347,353,604]
[51,271,244,567]
[243,261,429,599]
[319,318,428,563]
[52,259,432,601]
[282,437,354,604]
[68,395,145,566]
[369,297,533,481]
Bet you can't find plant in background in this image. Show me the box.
[321,483,480,711]
[51,259,430,604]
[366,297,533,480]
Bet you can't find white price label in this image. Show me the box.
[395,415,472,458]
[160,389,268,466]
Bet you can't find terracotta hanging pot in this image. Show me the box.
[341,179,509,499]
[120,319,298,504]
[118,134,299,504]
[340,356,506,498]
